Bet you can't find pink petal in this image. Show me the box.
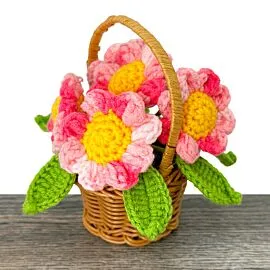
[122,141,154,172]
[59,138,86,173]
[158,117,171,144]
[105,161,139,190]
[216,108,235,135]
[111,94,129,118]
[61,112,88,140]
[77,159,106,191]
[58,98,79,116]
[120,92,147,127]
[81,89,114,119]
[212,84,231,111]
[157,90,171,119]
[87,60,119,88]
[47,118,54,132]
[177,68,207,99]
[132,114,162,144]
[199,68,221,97]
[198,129,228,156]
[104,39,145,66]
[141,45,158,68]
[142,45,171,80]
[137,78,166,107]
[60,73,84,100]
[52,112,66,153]
[176,133,200,164]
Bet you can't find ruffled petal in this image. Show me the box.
[87,60,119,89]
[60,73,83,100]
[142,45,171,80]
[157,90,171,119]
[52,112,66,153]
[120,92,147,127]
[199,68,221,97]
[59,138,86,173]
[122,141,154,172]
[132,114,162,144]
[216,108,236,135]
[76,159,106,191]
[158,117,171,144]
[61,112,88,140]
[105,161,139,190]
[176,133,200,164]
[47,118,54,132]
[137,78,166,107]
[58,98,79,116]
[141,45,158,68]
[212,84,231,111]
[198,128,228,156]
[104,39,145,66]
[81,89,114,119]
[177,68,207,100]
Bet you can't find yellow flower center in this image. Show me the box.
[183,91,218,140]
[51,96,61,121]
[81,109,132,165]
[108,60,145,95]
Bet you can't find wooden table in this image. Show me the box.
[0,195,269,269]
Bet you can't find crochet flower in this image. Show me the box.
[158,68,235,164]
[87,39,168,107]
[47,73,84,132]
[56,89,162,191]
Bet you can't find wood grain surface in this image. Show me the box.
[0,195,269,270]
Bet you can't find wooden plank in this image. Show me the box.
[0,195,269,270]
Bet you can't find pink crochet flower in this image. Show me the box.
[87,39,168,107]
[158,68,235,164]
[47,73,84,132]
[56,89,162,191]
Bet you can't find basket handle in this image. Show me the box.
[87,15,183,178]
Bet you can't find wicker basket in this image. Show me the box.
[76,15,187,247]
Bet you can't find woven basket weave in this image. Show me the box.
[76,15,187,247]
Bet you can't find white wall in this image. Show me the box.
[0,0,269,194]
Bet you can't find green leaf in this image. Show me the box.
[23,155,76,215]
[123,166,172,240]
[217,151,237,166]
[34,114,50,132]
[176,156,241,205]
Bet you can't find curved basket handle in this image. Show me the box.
[87,15,183,178]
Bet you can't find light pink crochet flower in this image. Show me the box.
[158,68,235,164]
[47,73,84,132]
[55,89,162,191]
[87,39,168,107]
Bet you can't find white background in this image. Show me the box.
[0,0,269,194]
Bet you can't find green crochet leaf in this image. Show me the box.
[123,166,172,241]
[23,155,76,215]
[34,114,50,132]
[176,156,241,205]
[217,151,237,166]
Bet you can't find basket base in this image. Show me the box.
[82,212,175,247]
[78,170,187,247]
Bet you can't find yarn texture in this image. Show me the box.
[176,156,241,205]
[55,89,162,191]
[123,166,172,240]
[158,68,235,164]
[23,155,76,215]
[88,39,168,107]
[47,73,84,132]
[217,151,237,166]
[23,15,241,248]
[35,114,50,132]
